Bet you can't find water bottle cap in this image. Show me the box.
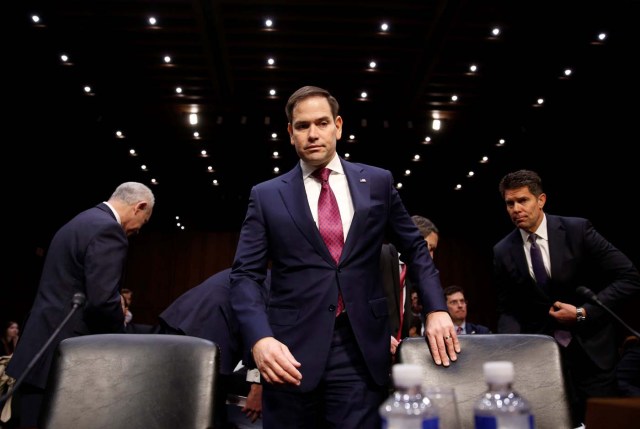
[483,361,515,384]
[392,363,423,387]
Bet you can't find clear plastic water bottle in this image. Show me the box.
[379,363,439,429]
[473,361,535,429]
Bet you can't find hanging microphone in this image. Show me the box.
[0,292,87,406]
[576,286,640,337]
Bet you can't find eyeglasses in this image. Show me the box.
[447,299,467,306]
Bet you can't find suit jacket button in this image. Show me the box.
[328,305,336,312]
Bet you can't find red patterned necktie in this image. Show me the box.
[313,167,345,316]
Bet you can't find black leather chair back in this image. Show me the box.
[40,334,220,429]
[398,334,573,429]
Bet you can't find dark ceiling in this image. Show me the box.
[10,0,639,258]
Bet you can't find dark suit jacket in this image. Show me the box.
[230,159,447,391]
[493,214,640,370]
[7,203,127,389]
[463,322,491,334]
[158,268,271,375]
[380,243,412,339]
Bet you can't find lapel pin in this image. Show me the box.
[360,178,367,183]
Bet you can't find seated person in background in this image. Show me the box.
[443,285,491,335]
[158,268,270,428]
[408,315,424,338]
[120,288,134,325]
[1,320,19,356]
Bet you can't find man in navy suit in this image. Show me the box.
[6,182,155,428]
[443,285,491,334]
[230,85,459,429]
[493,169,640,426]
[158,268,270,427]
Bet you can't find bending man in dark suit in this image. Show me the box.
[158,268,270,428]
[6,181,155,427]
[230,85,459,429]
[493,169,640,426]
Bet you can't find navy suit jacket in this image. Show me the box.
[7,203,127,389]
[159,268,271,375]
[230,159,446,391]
[493,214,640,370]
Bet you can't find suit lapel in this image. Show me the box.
[546,215,566,284]
[340,160,370,263]
[278,165,331,261]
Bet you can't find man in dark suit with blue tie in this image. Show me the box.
[493,169,640,426]
[230,85,460,429]
[6,182,155,428]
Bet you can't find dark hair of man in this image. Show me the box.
[443,285,464,299]
[498,169,544,198]
[410,215,439,239]
[285,85,340,122]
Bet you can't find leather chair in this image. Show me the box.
[39,334,220,429]
[398,334,573,429]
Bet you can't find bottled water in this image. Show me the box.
[379,363,439,429]
[474,361,535,429]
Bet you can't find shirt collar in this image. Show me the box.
[520,213,548,242]
[301,154,343,179]
[104,201,122,225]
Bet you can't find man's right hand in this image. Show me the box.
[252,337,302,385]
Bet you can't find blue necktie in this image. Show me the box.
[528,234,549,288]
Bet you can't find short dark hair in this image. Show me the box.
[285,86,340,122]
[411,215,438,239]
[443,285,464,299]
[498,169,544,198]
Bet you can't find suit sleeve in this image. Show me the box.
[83,222,127,333]
[230,187,273,351]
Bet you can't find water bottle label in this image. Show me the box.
[474,414,534,429]
[422,417,439,429]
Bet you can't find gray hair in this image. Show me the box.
[110,182,155,207]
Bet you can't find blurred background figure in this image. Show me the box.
[443,285,491,335]
[410,291,425,336]
[1,321,19,357]
[120,288,133,325]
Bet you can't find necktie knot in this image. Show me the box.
[528,234,538,245]
[313,167,331,183]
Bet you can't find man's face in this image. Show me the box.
[504,186,545,234]
[287,96,342,168]
[425,231,438,259]
[446,291,467,324]
[124,203,153,237]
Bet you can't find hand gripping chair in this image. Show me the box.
[39,334,220,429]
[398,334,573,429]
